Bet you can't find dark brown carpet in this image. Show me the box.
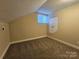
[3,37,79,59]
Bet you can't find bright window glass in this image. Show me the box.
[38,14,48,24]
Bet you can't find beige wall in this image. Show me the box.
[9,12,47,42]
[48,3,79,46]
[0,21,10,58]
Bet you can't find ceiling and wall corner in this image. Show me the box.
[38,0,79,17]
[0,0,47,22]
[0,0,79,22]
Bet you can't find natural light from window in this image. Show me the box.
[38,14,48,24]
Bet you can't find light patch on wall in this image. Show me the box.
[61,0,75,3]
[48,17,58,33]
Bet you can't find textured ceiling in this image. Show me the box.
[38,0,79,16]
[0,0,47,22]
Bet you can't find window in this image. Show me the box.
[38,14,48,24]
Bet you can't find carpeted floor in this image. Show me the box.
[4,37,79,59]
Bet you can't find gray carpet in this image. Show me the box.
[3,37,79,59]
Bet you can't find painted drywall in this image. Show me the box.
[9,12,47,42]
[0,21,10,58]
[48,3,79,46]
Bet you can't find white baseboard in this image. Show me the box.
[0,36,47,59]
[48,36,79,50]
[1,36,79,59]
[0,43,10,59]
[10,36,47,44]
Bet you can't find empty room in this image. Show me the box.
[0,0,79,59]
